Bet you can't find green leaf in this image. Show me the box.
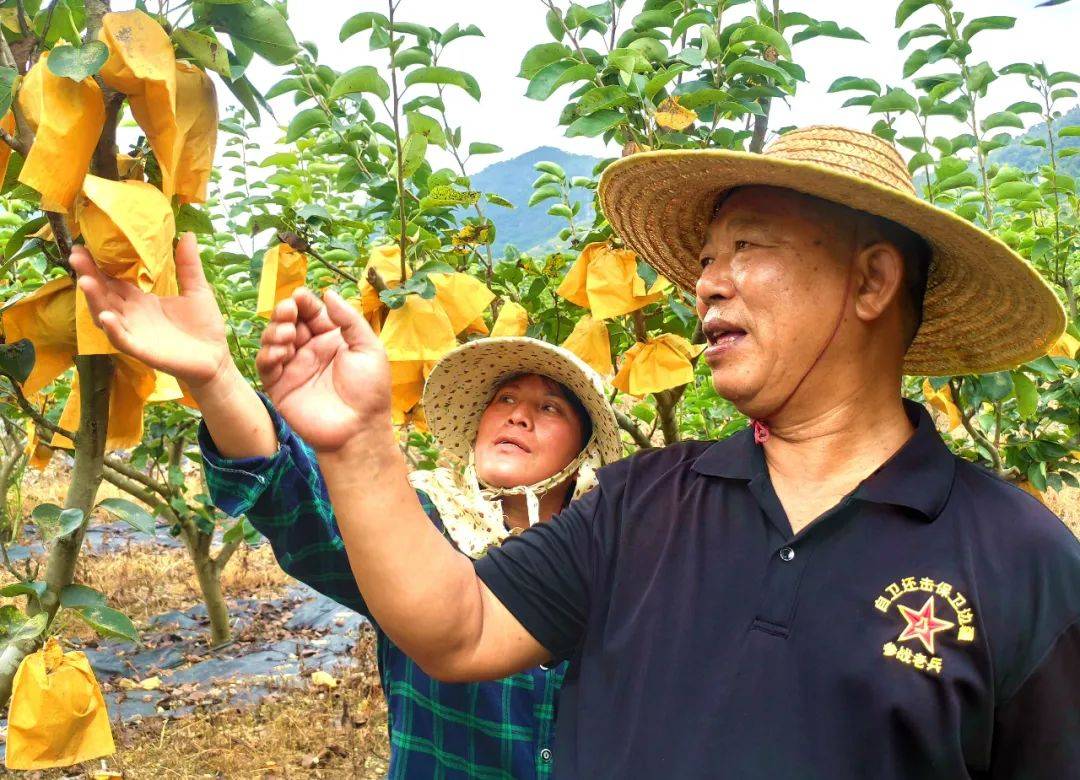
[1004,101,1042,115]
[725,57,791,84]
[485,193,514,208]
[729,23,792,60]
[424,184,479,207]
[869,88,918,114]
[982,111,1023,131]
[285,108,329,143]
[0,582,46,601]
[534,161,566,178]
[405,66,480,101]
[898,23,946,50]
[97,497,156,536]
[519,42,571,79]
[545,7,564,40]
[223,74,269,123]
[1048,71,1080,86]
[207,0,300,66]
[527,184,562,206]
[827,76,880,94]
[1058,125,1080,137]
[671,9,714,43]
[70,604,138,644]
[339,11,390,42]
[565,109,625,138]
[980,371,1014,401]
[176,205,214,235]
[392,46,432,69]
[468,142,502,155]
[896,0,935,26]
[0,66,17,117]
[60,584,108,610]
[172,28,232,78]
[576,85,631,116]
[994,180,1038,200]
[0,609,47,645]
[548,203,573,218]
[439,23,484,46]
[1011,372,1038,419]
[46,41,108,82]
[790,21,865,45]
[0,338,34,383]
[400,132,428,178]
[962,16,1015,41]
[525,60,594,100]
[329,65,390,102]
[644,65,688,100]
[965,61,997,94]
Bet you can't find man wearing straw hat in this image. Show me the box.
[82,126,1079,777]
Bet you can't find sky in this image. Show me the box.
[235,0,1080,173]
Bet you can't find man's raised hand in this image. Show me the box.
[70,232,231,390]
[256,287,392,452]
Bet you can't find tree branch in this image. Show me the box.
[614,409,651,448]
[1,375,77,445]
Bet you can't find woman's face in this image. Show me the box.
[473,374,586,489]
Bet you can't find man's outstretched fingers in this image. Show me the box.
[324,289,376,348]
[271,296,298,326]
[260,320,297,348]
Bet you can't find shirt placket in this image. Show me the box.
[747,477,852,636]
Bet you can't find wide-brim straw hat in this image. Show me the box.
[598,125,1066,376]
[423,336,623,465]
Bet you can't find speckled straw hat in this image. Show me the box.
[423,336,622,465]
[598,125,1066,376]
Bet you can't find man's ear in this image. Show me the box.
[852,241,905,325]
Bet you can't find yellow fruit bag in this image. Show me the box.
[612,334,704,397]
[256,243,308,319]
[490,301,528,337]
[17,51,105,212]
[562,315,613,376]
[5,638,115,770]
[98,10,179,197]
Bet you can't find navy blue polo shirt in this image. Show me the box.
[475,400,1080,778]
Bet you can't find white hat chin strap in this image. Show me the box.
[468,434,601,528]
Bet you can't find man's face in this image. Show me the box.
[473,374,585,489]
[695,186,854,415]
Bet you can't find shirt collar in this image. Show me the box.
[692,399,955,521]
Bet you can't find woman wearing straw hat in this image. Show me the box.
[70,239,622,777]
[75,124,1079,779]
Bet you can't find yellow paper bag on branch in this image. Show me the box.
[562,315,613,376]
[390,359,436,429]
[170,61,217,204]
[556,242,670,320]
[490,301,528,337]
[17,51,105,212]
[380,295,458,362]
[921,379,962,432]
[0,276,77,395]
[98,10,179,196]
[429,272,495,335]
[75,175,175,355]
[1048,332,1079,359]
[256,244,308,319]
[52,353,159,451]
[23,420,54,471]
[5,638,115,770]
[612,334,704,397]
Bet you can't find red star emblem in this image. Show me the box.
[896,596,954,654]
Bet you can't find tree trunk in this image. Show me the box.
[0,355,112,706]
[180,522,231,646]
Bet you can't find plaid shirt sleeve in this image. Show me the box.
[198,393,440,619]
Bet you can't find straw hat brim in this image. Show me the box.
[423,337,623,465]
[599,149,1066,376]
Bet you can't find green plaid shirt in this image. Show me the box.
[199,395,565,779]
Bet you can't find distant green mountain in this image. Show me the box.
[472,146,601,254]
